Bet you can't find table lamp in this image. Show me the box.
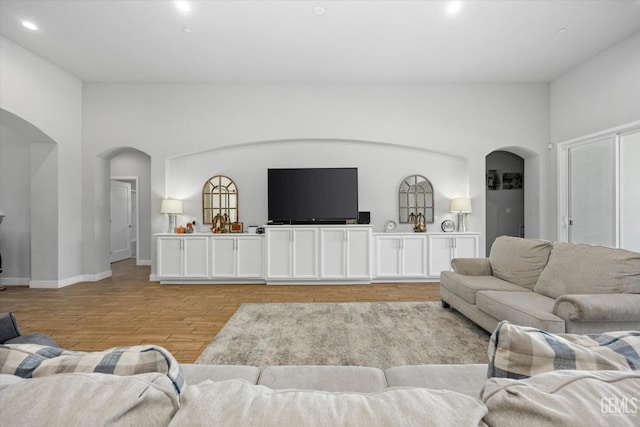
[160,199,183,233]
[449,198,472,232]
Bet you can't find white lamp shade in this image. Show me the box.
[449,198,472,213]
[160,199,183,214]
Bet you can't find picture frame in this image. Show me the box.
[502,172,523,190]
[229,222,244,233]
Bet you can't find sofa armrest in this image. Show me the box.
[450,258,492,276]
[553,294,640,322]
[0,312,22,343]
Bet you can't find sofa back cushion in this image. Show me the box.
[534,242,640,299]
[489,236,552,289]
[170,379,488,427]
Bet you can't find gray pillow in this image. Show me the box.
[489,236,552,289]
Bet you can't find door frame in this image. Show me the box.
[556,119,640,245]
[111,176,139,262]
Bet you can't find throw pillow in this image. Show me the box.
[487,320,640,379]
[534,242,640,299]
[170,379,488,427]
[482,370,640,427]
[489,236,552,289]
[0,343,184,393]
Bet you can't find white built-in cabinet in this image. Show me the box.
[156,229,478,284]
[157,235,209,279]
[374,234,428,279]
[210,235,263,279]
[427,233,479,277]
[319,228,372,280]
[265,227,318,280]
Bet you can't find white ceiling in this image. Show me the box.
[1,0,640,83]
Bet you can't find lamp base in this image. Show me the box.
[456,213,468,232]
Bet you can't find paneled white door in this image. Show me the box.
[110,180,131,263]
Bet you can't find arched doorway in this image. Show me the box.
[485,150,525,254]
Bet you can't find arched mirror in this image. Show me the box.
[202,175,238,230]
[399,175,434,224]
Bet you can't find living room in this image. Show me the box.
[1,2,640,424]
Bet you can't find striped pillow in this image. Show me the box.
[0,343,184,393]
[488,321,640,379]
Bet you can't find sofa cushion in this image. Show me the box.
[169,379,488,427]
[0,343,184,393]
[487,321,640,379]
[534,242,640,299]
[258,365,387,393]
[477,291,565,334]
[0,372,179,426]
[440,271,529,305]
[384,364,487,398]
[489,236,552,289]
[482,370,640,427]
[182,364,260,385]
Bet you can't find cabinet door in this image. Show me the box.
[266,229,293,278]
[453,235,478,259]
[375,236,402,277]
[320,229,346,279]
[292,228,318,279]
[183,237,209,278]
[237,236,263,278]
[211,237,236,277]
[157,237,183,277]
[402,236,427,277]
[346,229,371,279]
[428,235,455,277]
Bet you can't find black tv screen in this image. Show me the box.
[268,168,358,224]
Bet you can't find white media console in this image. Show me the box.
[155,225,479,284]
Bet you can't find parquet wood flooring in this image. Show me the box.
[0,259,440,363]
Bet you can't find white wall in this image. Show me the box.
[0,36,83,286]
[168,140,468,233]
[83,83,550,272]
[550,31,640,143]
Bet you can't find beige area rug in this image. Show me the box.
[195,302,490,368]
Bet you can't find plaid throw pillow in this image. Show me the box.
[488,321,640,379]
[0,344,184,393]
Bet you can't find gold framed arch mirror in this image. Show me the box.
[202,175,238,230]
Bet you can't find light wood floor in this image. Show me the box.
[0,259,440,363]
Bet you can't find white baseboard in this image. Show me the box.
[29,270,112,289]
[137,259,151,266]
[149,273,159,282]
[0,277,30,286]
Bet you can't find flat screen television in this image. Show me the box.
[268,167,358,224]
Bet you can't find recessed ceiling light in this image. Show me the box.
[176,1,190,12]
[447,1,463,15]
[21,21,38,31]
[556,27,567,35]
[183,27,192,33]
[313,6,326,16]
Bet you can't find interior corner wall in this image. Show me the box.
[0,36,83,285]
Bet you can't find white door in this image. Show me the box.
[346,229,371,279]
[320,229,346,279]
[292,228,318,279]
[211,237,236,277]
[183,237,209,278]
[375,236,401,278]
[567,137,615,246]
[266,229,293,279]
[157,237,183,277]
[237,236,263,278]
[402,236,427,277]
[454,235,478,258]
[428,235,454,277]
[110,180,131,263]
